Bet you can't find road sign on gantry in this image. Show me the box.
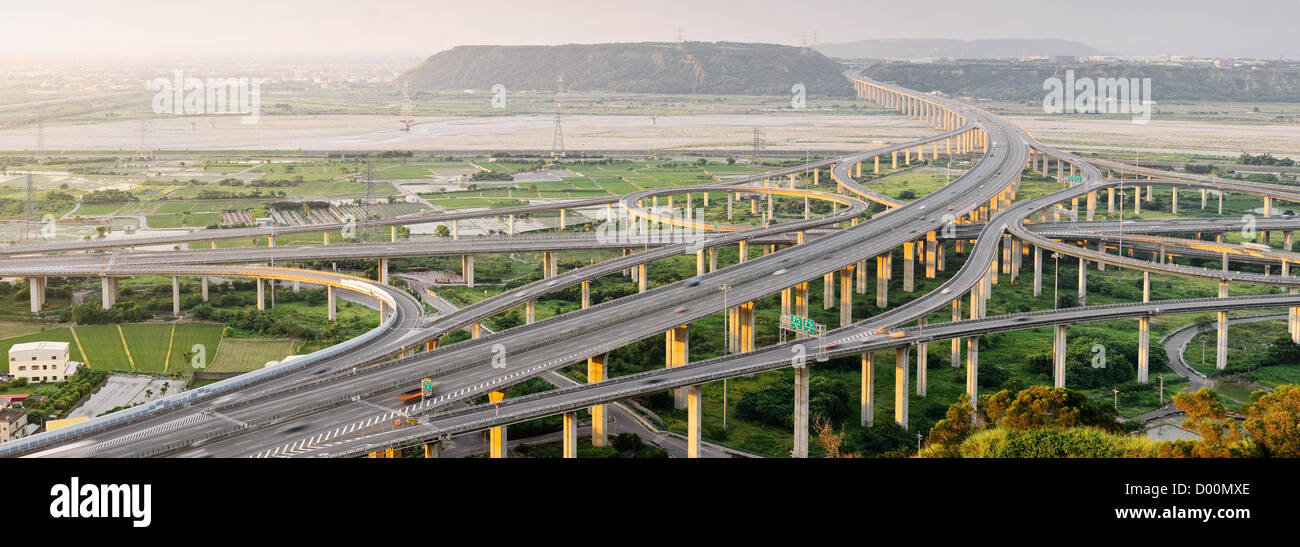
[1066,175,1083,183]
[781,314,817,335]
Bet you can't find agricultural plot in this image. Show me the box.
[208,337,298,372]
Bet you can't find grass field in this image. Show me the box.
[209,337,297,372]
[0,319,49,339]
[1,322,227,376]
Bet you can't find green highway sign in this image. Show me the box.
[421,378,434,397]
[1066,175,1084,183]
[788,314,816,335]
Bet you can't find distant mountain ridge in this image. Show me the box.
[815,38,1111,60]
[403,42,854,97]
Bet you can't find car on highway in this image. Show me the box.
[773,269,787,276]
[687,276,702,286]
[674,306,688,313]
[888,332,906,339]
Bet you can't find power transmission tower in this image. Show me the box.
[551,74,566,159]
[399,76,413,131]
[33,110,44,163]
[749,127,764,179]
[22,173,35,242]
[676,27,684,50]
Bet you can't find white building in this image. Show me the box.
[8,341,71,383]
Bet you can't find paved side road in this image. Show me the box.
[68,374,176,419]
[1138,313,1286,422]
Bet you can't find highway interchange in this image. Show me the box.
[5,73,1300,459]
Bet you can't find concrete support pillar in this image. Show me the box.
[423,442,441,458]
[726,191,733,220]
[951,300,962,367]
[1053,325,1067,388]
[686,385,702,458]
[1134,185,1141,214]
[696,249,705,277]
[875,254,889,308]
[894,346,910,429]
[839,268,853,327]
[588,353,607,446]
[472,322,481,339]
[823,272,835,310]
[27,277,44,313]
[903,242,915,292]
[378,258,388,283]
[525,300,535,324]
[966,336,979,415]
[172,276,180,316]
[666,325,689,408]
[581,280,590,309]
[507,214,515,235]
[1171,187,1178,215]
[256,278,265,311]
[1218,191,1223,215]
[462,255,475,288]
[451,218,458,240]
[637,263,647,293]
[738,302,755,352]
[1286,231,1294,252]
[1078,257,1088,306]
[709,248,717,272]
[861,352,874,427]
[856,259,867,294]
[738,240,748,263]
[561,411,578,458]
[101,277,117,310]
[925,231,937,278]
[327,285,336,321]
[1086,191,1096,221]
[1138,317,1150,384]
[558,208,566,230]
[1217,281,1228,370]
[793,282,808,318]
[200,276,208,302]
[792,364,809,458]
[916,321,927,397]
[488,390,507,458]
[1108,187,1115,214]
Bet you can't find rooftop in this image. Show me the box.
[8,341,70,353]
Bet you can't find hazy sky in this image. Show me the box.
[4,0,1298,59]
